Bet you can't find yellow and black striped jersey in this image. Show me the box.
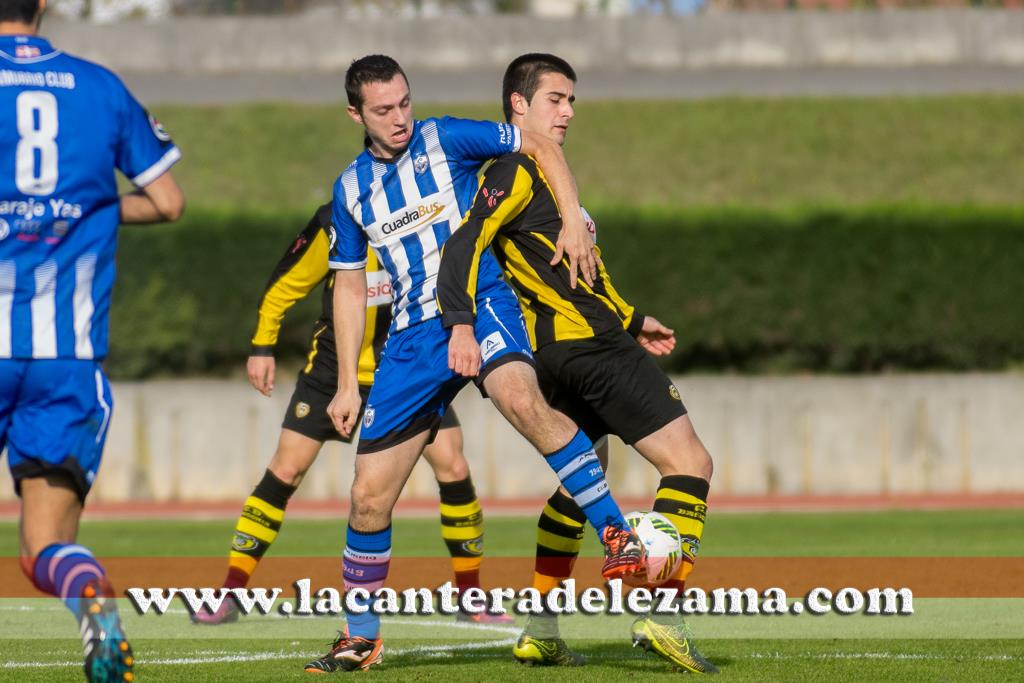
[250,203,393,387]
[436,153,644,350]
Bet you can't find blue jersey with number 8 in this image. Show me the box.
[0,34,180,361]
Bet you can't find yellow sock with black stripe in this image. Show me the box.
[532,488,587,596]
[652,474,710,595]
[438,477,484,592]
[224,469,296,589]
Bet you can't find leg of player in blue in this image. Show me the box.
[5,360,134,683]
[304,525,388,673]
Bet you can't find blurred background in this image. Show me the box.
[2,2,1023,508]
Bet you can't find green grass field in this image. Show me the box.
[2,510,1022,680]
[152,96,1024,211]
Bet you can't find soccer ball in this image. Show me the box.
[623,511,683,587]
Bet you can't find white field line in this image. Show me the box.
[1,617,519,669]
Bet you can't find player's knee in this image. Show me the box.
[432,455,469,483]
[501,388,547,428]
[268,462,305,487]
[678,419,713,476]
[678,430,714,480]
[350,480,392,521]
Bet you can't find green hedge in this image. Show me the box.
[107,206,1024,378]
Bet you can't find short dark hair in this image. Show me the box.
[0,0,41,24]
[345,55,408,111]
[501,53,577,123]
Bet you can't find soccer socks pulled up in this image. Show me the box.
[543,430,625,537]
[225,469,297,589]
[30,543,106,617]
[437,477,484,592]
[343,525,391,640]
[652,474,710,594]
[533,488,586,595]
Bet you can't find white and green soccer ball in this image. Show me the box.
[623,510,683,587]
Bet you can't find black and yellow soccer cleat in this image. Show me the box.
[304,633,383,673]
[631,615,718,674]
[512,633,585,667]
[79,579,134,682]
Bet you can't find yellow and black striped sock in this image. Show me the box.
[533,488,586,596]
[438,477,484,592]
[652,474,710,595]
[224,470,296,589]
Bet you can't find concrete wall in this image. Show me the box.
[43,10,1024,73]
[2,374,1020,502]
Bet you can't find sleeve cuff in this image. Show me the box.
[329,259,368,271]
[442,310,475,329]
[250,344,275,357]
[626,312,645,338]
[131,146,182,187]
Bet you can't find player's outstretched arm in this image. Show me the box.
[518,130,595,289]
[327,268,367,438]
[120,171,185,224]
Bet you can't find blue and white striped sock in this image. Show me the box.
[342,525,391,640]
[31,543,105,618]
[543,430,625,537]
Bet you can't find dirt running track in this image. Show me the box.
[2,556,1022,599]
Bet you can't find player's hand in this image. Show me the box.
[551,211,598,289]
[636,316,676,357]
[448,324,481,377]
[246,355,275,396]
[328,386,363,438]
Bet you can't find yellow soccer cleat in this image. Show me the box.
[512,633,585,667]
[631,615,719,674]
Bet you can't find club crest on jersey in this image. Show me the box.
[147,112,172,142]
[364,406,376,428]
[413,153,429,174]
[481,187,505,209]
[669,384,681,401]
[295,402,311,419]
[15,45,40,58]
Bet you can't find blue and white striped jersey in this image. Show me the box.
[0,35,180,360]
[329,116,520,333]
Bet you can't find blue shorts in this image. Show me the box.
[357,291,532,454]
[0,359,113,502]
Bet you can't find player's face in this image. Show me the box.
[522,72,575,146]
[348,75,413,159]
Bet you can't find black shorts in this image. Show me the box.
[533,328,686,446]
[282,372,460,444]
